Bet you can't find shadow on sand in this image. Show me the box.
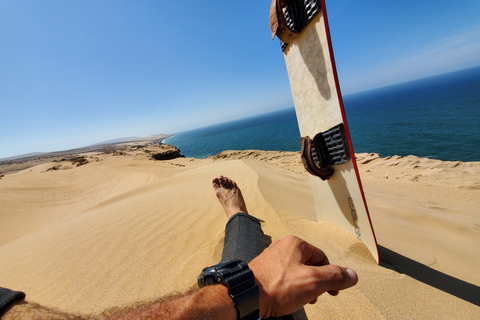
[379,245,480,307]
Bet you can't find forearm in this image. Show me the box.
[3,235,358,319]
[1,301,83,320]
[3,286,237,320]
[110,285,237,320]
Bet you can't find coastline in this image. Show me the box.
[0,134,172,176]
[0,142,479,318]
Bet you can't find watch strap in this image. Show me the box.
[230,282,260,319]
[198,259,260,319]
[224,266,260,319]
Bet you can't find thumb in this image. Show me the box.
[315,265,358,296]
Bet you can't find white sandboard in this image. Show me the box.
[272,0,378,262]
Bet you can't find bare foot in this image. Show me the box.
[212,176,248,218]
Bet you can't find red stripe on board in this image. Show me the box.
[320,0,379,261]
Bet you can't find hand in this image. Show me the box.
[248,235,358,318]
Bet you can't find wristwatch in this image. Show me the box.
[198,259,260,319]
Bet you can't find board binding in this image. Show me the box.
[301,124,351,181]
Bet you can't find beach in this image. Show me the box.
[0,140,479,319]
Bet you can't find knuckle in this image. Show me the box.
[284,235,299,242]
[278,235,302,248]
[329,265,347,283]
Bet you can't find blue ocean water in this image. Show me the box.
[165,108,301,159]
[165,67,480,162]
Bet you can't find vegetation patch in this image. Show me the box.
[70,156,89,167]
[151,149,184,160]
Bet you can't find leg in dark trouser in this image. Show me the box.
[222,213,268,263]
[213,176,304,320]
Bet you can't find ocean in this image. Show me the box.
[165,66,480,162]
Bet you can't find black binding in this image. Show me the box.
[300,124,351,180]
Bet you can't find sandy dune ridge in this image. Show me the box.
[0,143,479,318]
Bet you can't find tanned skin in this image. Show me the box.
[2,176,357,320]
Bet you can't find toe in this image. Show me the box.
[212,177,221,189]
[220,176,229,189]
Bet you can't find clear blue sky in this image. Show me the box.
[1,0,480,159]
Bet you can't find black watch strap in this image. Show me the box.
[0,287,25,313]
[198,259,260,319]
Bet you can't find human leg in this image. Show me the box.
[212,175,269,262]
[222,213,269,263]
[212,176,299,320]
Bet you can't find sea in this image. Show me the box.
[165,66,480,162]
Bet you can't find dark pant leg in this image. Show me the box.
[222,212,269,263]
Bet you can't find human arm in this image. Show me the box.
[2,235,357,319]
[114,235,357,319]
[2,286,237,320]
[112,235,358,319]
[107,285,237,320]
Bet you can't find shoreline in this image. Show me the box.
[3,140,479,176]
[2,140,479,196]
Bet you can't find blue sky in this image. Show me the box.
[1,0,480,159]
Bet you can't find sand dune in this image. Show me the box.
[0,147,479,318]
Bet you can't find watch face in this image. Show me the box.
[198,267,219,287]
[198,259,249,287]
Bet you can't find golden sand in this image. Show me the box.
[0,147,479,318]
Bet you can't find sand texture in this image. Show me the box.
[1,145,479,319]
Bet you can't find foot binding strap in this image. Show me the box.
[300,123,351,180]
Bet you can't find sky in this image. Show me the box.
[1,0,480,159]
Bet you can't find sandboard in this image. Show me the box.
[270,0,379,262]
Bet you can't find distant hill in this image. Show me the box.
[1,152,46,161]
[0,134,172,163]
[87,137,139,147]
